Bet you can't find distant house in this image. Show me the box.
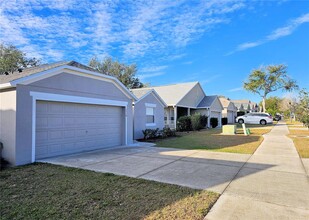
[232,99,259,115]
[131,89,167,139]
[219,97,237,123]
[146,82,223,129]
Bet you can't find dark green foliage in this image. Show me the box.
[142,128,159,140]
[89,56,144,89]
[201,115,208,128]
[162,127,176,137]
[191,114,207,131]
[177,116,192,131]
[243,64,298,112]
[0,43,40,74]
[142,127,176,140]
[221,118,228,125]
[210,118,218,128]
[177,114,208,131]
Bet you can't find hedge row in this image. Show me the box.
[177,114,208,131]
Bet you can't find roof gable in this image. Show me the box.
[149,82,204,106]
[198,95,224,110]
[0,61,137,100]
[131,88,167,107]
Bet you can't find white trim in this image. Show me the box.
[30,91,128,162]
[30,91,128,107]
[146,123,156,127]
[0,82,13,89]
[145,103,156,108]
[31,98,36,162]
[3,65,137,101]
[132,89,167,107]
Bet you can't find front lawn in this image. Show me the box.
[0,163,219,220]
[155,125,273,154]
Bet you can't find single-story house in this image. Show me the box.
[147,82,223,129]
[194,95,224,127]
[0,61,136,166]
[232,99,259,115]
[219,97,237,123]
[131,88,167,139]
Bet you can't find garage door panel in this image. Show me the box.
[35,101,123,159]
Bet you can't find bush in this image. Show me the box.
[210,117,218,128]
[142,127,176,140]
[221,117,228,125]
[162,127,176,137]
[142,128,159,140]
[191,114,207,131]
[201,115,208,128]
[177,116,192,131]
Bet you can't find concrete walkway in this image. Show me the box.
[205,121,309,220]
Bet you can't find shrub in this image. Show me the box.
[177,116,192,131]
[210,117,218,128]
[221,117,228,125]
[201,115,208,128]
[162,127,176,137]
[190,114,207,131]
[142,128,159,140]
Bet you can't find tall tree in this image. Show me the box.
[259,96,282,116]
[296,89,309,128]
[0,43,40,75]
[89,57,144,89]
[243,64,298,112]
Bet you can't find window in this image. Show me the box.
[146,107,155,124]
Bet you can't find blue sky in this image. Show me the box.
[1,0,308,103]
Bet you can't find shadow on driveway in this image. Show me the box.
[40,146,274,193]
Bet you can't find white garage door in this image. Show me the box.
[35,101,123,159]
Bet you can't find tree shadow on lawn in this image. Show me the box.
[0,159,275,220]
[0,163,220,220]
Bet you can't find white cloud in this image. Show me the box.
[228,13,309,55]
[0,0,246,62]
[138,72,165,80]
[140,65,168,73]
[228,87,243,92]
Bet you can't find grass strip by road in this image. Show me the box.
[287,129,309,158]
[155,124,273,154]
[0,163,219,220]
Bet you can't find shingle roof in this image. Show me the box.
[148,82,199,106]
[130,88,152,99]
[219,97,230,108]
[197,95,217,108]
[0,61,96,84]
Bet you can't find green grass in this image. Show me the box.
[155,125,273,154]
[0,163,219,220]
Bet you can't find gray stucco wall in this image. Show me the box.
[177,84,204,107]
[133,93,165,139]
[14,72,134,165]
[0,89,17,165]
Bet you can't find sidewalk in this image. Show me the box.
[205,121,309,219]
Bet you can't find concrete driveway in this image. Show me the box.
[40,145,259,194]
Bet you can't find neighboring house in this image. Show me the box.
[194,95,224,127]
[0,61,136,165]
[147,82,223,129]
[219,97,237,123]
[131,88,167,139]
[232,99,259,115]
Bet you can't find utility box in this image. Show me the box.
[222,125,236,135]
